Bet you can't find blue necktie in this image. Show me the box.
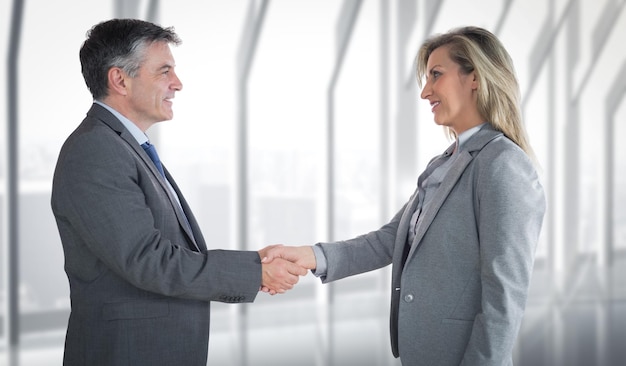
[141,141,165,177]
[141,141,198,249]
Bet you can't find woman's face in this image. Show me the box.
[420,45,481,135]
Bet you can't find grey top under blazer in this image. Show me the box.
[317,124,545,366]
[51,103,262,366]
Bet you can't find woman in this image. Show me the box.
[262,26,545,366]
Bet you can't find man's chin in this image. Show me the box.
[159,112,174,122]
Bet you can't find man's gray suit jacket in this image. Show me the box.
[316,125,545,365]
[51,103,262,365]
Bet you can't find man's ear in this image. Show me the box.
[108,67,128,96]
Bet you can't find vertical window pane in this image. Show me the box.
[18,0,111,335]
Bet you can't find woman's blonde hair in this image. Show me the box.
[415,26,536,162]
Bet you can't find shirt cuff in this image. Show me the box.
[311,244,328,277]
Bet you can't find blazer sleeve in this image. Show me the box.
[461,144,546,365]
[51,127,261,302]
[317,203,406,282]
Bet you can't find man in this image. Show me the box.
[51,18,305,366]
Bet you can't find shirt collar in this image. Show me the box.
[94,100,149,145]
[457,123,487,152]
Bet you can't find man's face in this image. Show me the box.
[125,41,182,128]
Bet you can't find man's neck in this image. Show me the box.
[99,97,151,132]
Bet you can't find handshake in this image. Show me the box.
[257,245,317,295]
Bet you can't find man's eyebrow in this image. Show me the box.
[158,63,174,71]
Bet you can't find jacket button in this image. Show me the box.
[404,294,414,303]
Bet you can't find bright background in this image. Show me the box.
[1,0,625,365]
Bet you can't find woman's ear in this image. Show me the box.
[471,71,479,90]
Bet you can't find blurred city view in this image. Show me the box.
[1,0,625,365]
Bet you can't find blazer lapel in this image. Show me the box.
[404,125,503,265]
[405,151,473,262]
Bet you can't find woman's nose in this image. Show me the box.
[420,82,430,99]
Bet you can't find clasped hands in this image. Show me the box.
[257,245,316,295]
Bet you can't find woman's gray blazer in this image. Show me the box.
[317,124,546,365]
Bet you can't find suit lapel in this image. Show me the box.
[89,104,201,251]
[126,135,200,251]
[163,169,203,252]
[87,105,163,183]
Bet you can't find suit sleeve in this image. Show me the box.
[461,145,545,365]
[52,129,261,302]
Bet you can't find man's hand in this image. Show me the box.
[259,250,308,294]
[258,245,316,294]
